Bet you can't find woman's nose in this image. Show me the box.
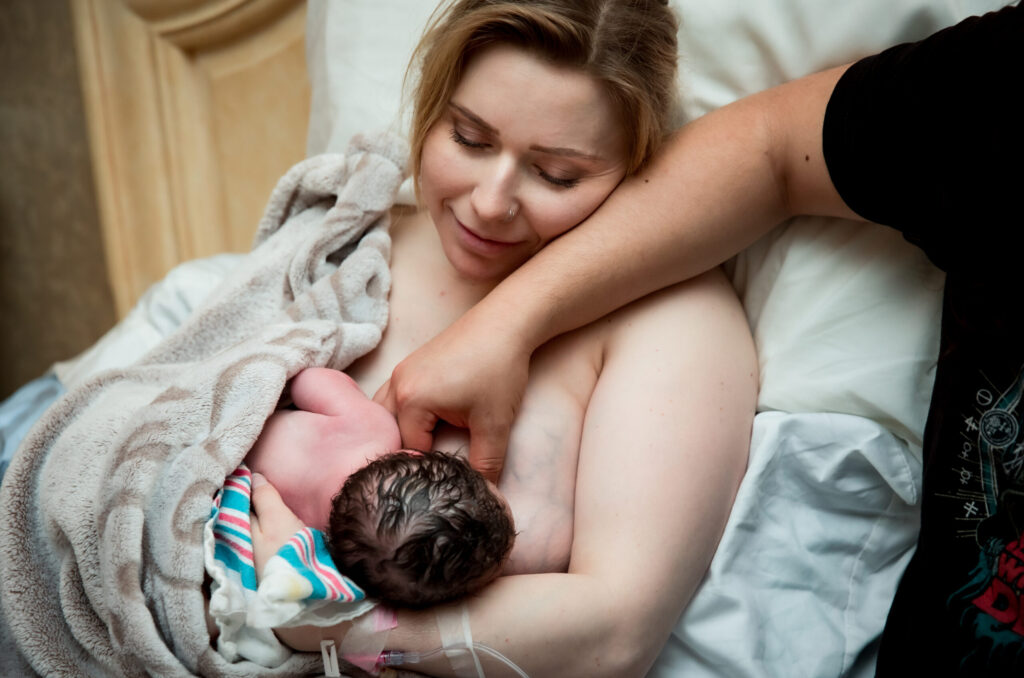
[471,156,518,223]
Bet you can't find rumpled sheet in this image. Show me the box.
[650,411,921,678]
[0,133,407,677]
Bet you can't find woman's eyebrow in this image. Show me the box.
[528,144,603,162]
[449,102,603,162]
[450,102,497,134]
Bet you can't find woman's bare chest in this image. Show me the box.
[344,258,599,448]
[341,224,604,571]
[344,217,601,413]
[350,302,597,572]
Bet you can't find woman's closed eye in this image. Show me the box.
[450,127,489,150]
[450,127,581,189]
[536,168,579,189]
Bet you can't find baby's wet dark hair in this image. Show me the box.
[328,450,515,608]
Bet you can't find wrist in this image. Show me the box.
[460,286,546,359]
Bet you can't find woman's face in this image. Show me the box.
[419,44,629,282]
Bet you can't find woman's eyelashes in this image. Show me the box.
[450,127,488,149]
[537,170,579,189]
[449,127,581,189]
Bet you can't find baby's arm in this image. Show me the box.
[287,367,361,416]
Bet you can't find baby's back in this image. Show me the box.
[245,408,375,529]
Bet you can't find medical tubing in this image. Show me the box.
[378,642,530,678]
[378,646,443,665]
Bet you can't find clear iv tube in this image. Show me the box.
[379,642,530,677]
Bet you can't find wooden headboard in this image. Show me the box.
[71,0,311,317]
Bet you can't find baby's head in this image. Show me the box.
[328,450,515,608]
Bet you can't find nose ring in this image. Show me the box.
[504,204,518,222]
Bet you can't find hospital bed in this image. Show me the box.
[2,0,1014,675]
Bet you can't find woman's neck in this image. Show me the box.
[345,208,503,396]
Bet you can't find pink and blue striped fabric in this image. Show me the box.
[210,465,365,603]
[211,466,259,591]
[276,527,364,602]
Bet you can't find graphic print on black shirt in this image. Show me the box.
[878,278,1024,675]
[946,361,1024,668]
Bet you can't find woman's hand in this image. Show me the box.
[373,309,531,484]
[249,474,363,658]
[250,473,304,577]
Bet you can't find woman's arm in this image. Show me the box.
[355,271,756,677]
[378,65,851,479]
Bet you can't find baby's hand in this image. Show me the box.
[250,473,304,579]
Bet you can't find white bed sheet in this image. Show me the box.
[651,412,921,678]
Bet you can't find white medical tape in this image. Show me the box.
[320,640,341,677]
[435,603,485,678]
[337,605,398,674]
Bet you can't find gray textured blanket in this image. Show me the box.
[0,133,408,677]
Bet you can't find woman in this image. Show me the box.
[252,1,757,675]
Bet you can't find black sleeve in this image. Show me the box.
[822,2,1024,274]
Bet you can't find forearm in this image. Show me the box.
[281,574,643,678]
[385,574,658,678]
[470,64,854,355]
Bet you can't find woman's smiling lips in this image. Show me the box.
[454,216,520,256]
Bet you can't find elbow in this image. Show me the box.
[581,617,673,678]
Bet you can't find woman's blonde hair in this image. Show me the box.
[407,0,678,183]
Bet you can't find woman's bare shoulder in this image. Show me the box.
[602,266,751,355]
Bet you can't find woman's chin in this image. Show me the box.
[448,253,518,285]
[434,225,530,284]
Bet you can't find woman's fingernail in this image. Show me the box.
[252,472,267,487]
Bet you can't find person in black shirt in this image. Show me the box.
[822,6,1024,672]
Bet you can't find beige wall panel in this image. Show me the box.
[72,1,181,316]
[71,0,310,317]
[204,18,310,251]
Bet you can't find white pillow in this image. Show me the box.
[304,0,1013,457]
[305,0,434,158]
[730,218,944,454]
[672,0,1011,455]
[673,0,1012,121]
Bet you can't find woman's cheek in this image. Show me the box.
[532,200,595,243]
[419,131,461,196]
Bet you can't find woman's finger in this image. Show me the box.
[395,404,438,454]
[371,378,395,412]
[250,473,300,529]
[250,473,303,576]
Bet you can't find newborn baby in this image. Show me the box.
[245,367,514,607]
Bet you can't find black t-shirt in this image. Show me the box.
[822,3,1024,675]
